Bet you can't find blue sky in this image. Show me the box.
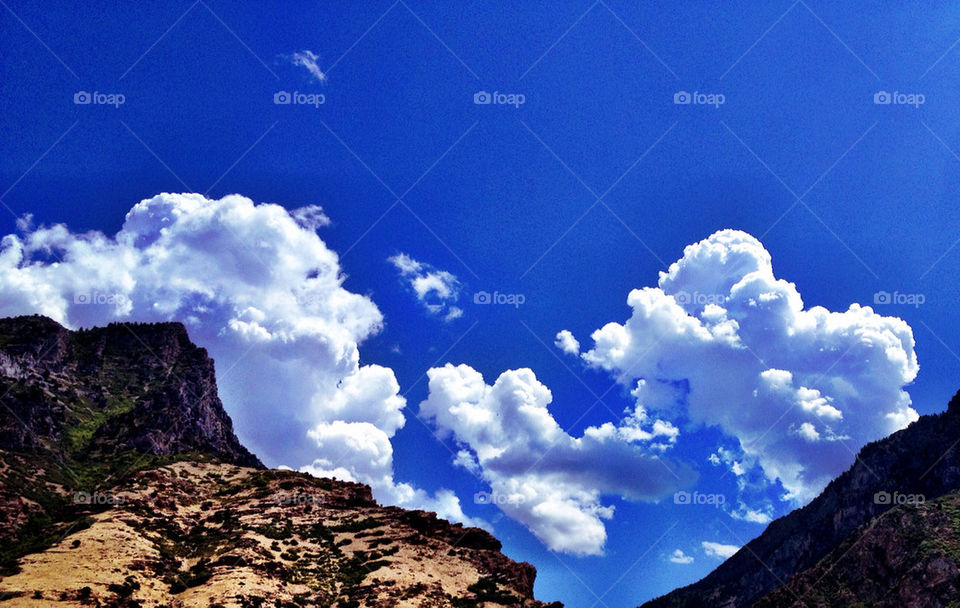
[2,2,960,606]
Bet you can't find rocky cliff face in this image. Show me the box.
[641,391,960,608]
[0,315,560,608]
[0,315,260,467]
[754,492,960,608]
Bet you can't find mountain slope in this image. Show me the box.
[754,492,960,608]
[0,460,554,607]
[641,390,960,608]
[0,315,560,608]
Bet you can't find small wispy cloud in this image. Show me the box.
[702,541,740,559]
[669,549,694,564]
[288,50,326,83]
[290,204,331,231]
[388,253,462,322]
[730,505,773,524]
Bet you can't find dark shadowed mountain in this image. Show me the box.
[641,390,960,608]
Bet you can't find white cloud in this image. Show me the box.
[452,449,481,476]
[702,541,740,559]
[388,253,462,322]
[731,505,773,524]
[15,213,33,232]
[300,421,486,529]
[290,204,331,231]
[419,363,694,556]
[669,549,694,564]
[388,252,422,274]
[288,50,326,83]
[554,329,580,355]
[708,446,747,477]
[0,193,473,525]
[569,229,919,503]
[795,421,820,442]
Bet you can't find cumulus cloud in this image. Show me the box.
[669,549,694,564]
[388,253,463,322]
[300,421,485,528]
[288,50,326,83]
[0,193,473,524]
[568,229,918,503]
[702,541,740,559]
[554,329,580,355]
[419,363,693,556]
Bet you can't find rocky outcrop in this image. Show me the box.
[0,315,561,607]
[0,462,560,607]
[641,390,960,608]
[0,315,260,467]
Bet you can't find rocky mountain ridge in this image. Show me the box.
[0,315,560,608]
[641,390,960,608]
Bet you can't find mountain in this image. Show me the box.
[0,315,560,608]
[641,390,960,608]
[0,314,260,467]
[753,492,960,607]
